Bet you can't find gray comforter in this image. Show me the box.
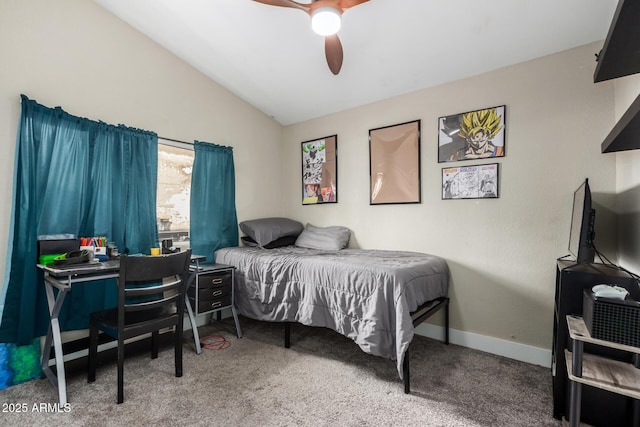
[214,246,449,378]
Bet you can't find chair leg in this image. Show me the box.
[87,323,98,383]
[175,325,183,378]
[117,337,124,404]
[151,330,159,359]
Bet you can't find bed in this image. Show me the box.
[214,218,450,393]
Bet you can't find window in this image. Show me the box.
[157,139,194,249]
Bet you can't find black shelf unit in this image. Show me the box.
[601,92,640,153]
[552,260,640,426]
[594,0,640,83]
[595,0,640,154]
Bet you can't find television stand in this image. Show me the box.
[552,259,640,426]
[565,315,640,427]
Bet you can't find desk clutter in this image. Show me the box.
[37,237,119,265]
[79,236,111,261]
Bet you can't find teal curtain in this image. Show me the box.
[0,95,158,345]
[190,141,238,262]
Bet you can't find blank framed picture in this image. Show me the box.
[369,120,421,205]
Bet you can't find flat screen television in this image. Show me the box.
[568,178,596,264]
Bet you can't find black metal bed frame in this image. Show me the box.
[282,296,449,394]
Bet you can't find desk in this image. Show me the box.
[38,255,205,406]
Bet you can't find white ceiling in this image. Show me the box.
[93,0,618,125]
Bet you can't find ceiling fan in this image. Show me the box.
[252,0,370,75]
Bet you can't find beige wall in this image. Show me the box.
[283,42,617,351]
[0,0,629,357]
[613,74,640,273]
[0,0,284,288]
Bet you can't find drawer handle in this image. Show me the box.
[212,290,223,297]
[211,301,222,309]
[211,278,223,285]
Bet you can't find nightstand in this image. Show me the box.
[187,262,242,353]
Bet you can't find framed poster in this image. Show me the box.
[301,135,337,205]
[369,120,421,205]
[438,105,506,163]
[442,163,499,200]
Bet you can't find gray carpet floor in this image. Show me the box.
[0,317,561,426]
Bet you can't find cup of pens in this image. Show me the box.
[80,237,109,262]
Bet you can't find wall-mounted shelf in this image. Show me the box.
[601,92,640,153]
[594,0,640,83]
[596,0,640,153]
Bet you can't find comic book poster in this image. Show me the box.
[442,163,499,199]
[301,135,337,204]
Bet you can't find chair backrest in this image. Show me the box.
[117,250,192,324]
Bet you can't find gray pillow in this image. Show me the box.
[295,224,351,251]
[241,235,297,249]
[239,217,304,247]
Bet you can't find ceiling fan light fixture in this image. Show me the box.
[311,6,342,36]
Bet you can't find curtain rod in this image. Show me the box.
[159,136,193,146]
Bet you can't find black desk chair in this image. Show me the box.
[87,250,192,404]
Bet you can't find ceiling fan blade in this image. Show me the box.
[325,34,343,75]
[337,0,370,11]
[252,0,309,12]
[307,0,369,13]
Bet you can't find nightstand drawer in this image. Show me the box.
[188,282,232,300]
[195,271,232,289]
[189,294,232,313]
[188,268,234,314]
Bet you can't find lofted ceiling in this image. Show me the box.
[93,0,618,125]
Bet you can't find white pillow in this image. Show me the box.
[295,224,350,251]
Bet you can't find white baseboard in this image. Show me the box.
[414,323,552,368]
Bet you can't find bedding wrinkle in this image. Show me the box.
[215,246,449,379]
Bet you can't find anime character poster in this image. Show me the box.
[301,135,337,204]
[438,106,506,163]
[442,163,499,199]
